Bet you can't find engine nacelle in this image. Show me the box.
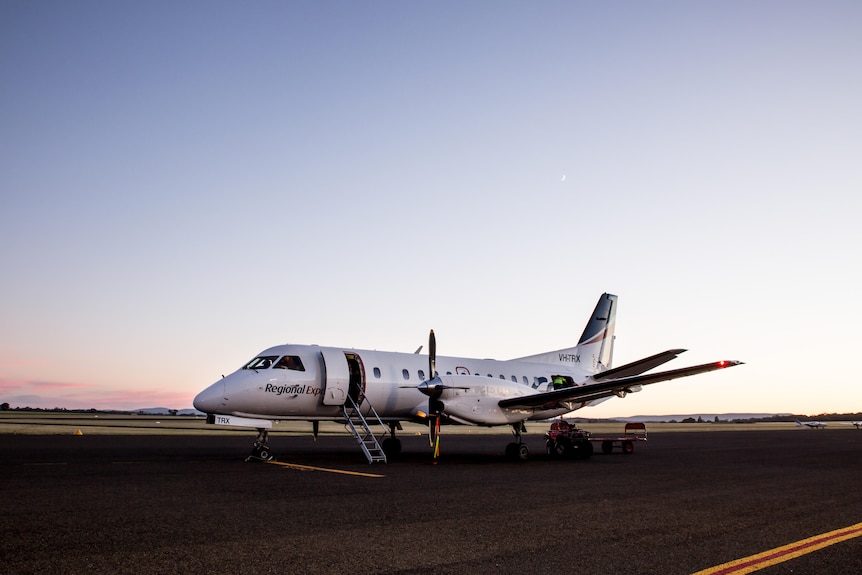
[436,376,530,426]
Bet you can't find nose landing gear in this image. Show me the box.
[246,428,275,462]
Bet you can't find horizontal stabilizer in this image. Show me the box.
[498,360,743,410]
[592,349,687,380]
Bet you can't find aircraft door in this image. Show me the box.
[344,353,365,404]
[320,348,350,406]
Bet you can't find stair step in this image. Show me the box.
[342,395,388,464]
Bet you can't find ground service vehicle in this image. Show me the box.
[546,420,648,459]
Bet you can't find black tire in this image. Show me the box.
[622,441,634,454]
[601,441,613,454]
[546,439,558,458]
[554,437,573,458]
[382,437,402,458]
[505,442,518,459]
[517,443,529,461]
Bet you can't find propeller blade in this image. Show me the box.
[428,329,436,379]
[426,329,446,463]
[432,416,441,460]
[428,329,440,459]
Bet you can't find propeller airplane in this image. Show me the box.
[795,420,828,429]
[194,293,743,462]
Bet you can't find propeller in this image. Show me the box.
[402,330,468,460]
[426,330,441,458]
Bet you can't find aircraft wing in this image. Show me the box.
[498,360,743,410]
[591,349,687,380]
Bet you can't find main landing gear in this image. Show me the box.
[246,428,275,462]
[504,422,530,461]
[382,422,402,458]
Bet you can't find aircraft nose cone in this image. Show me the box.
[193,380,225,413]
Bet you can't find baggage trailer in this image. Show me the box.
[545,420,647,459]
[590,422,648,454]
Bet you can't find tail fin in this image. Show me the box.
[515,293,617,373]
[578,293,617,371]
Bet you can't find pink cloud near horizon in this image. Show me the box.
[0,377,90,394]
[1,377,196,410]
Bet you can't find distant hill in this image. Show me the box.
[619,413,790,422]
[570,413,792,423]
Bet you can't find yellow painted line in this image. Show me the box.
[265,460,384,478]
[692,521,862,575]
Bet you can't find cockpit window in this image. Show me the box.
[243,356,278,370]
[274,355,305,371]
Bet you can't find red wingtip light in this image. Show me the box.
[718,360,727,367]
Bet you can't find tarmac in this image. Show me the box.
[2,429,861,574]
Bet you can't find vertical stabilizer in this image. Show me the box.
[579,293,617,372]
[514,293,617,373]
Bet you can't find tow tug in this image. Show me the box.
[546,420,648,459]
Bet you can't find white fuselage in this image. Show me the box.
[193,344,599,426]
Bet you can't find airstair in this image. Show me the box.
[342,394,387,463]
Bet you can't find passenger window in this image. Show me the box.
[402,369,410,380]
[418,370,425,380]
[273,355,305,371]
[499,375,505,380]
[523,376,529,385]
[373,367,381,378]
[511,376,517,382]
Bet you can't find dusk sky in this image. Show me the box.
[2,1,860,417]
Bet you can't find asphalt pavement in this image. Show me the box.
[2,429,861,574]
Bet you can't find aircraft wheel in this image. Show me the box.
[382,437,402,458]
[517,443,529,461]
[622,441,634,454]
[601,441,613,454]
[258,449,270,460]
[505,442,518,459]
